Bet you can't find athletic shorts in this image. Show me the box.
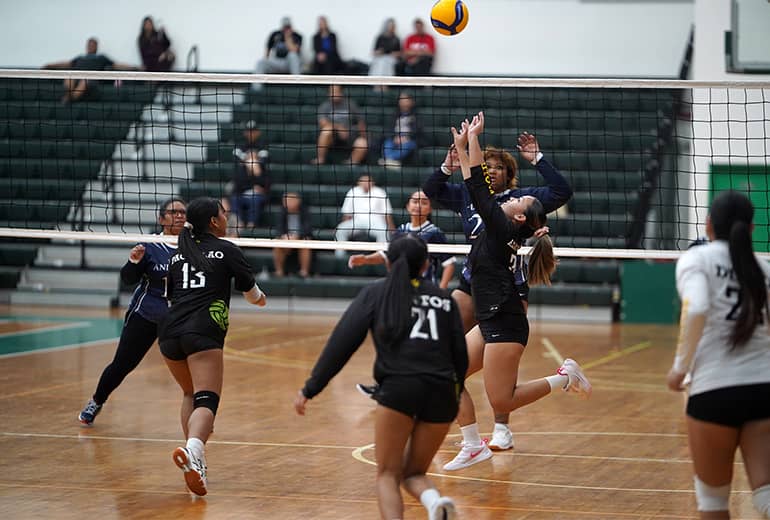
[159,333,223,361]
[478,307,529,345]
[375,374,459,423]
[457,276,530,303]
[687,383,770,427]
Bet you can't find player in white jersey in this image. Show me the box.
[668,191,770,519]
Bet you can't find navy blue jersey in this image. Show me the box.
[393,222,455,285]
[422,157,572,286]
[121,240,176,325]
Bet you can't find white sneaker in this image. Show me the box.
[488,426,514,451]
[429,496,457,520]
[557,358,592,399]
[173,446,208,496]
[442,441,493,471]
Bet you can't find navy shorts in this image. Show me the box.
[687,383,770,427]
[374,374,460,423]
[478,307,529,345]
[160,333,223,361]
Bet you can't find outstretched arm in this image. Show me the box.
[516,132,573,213]
[421,145,466,212]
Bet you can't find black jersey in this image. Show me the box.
[465,166,531,320]
[302,279,468,399]
[159,234,256,344]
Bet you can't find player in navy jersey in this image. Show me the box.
[443,113,590,472]
[295,234,467,520]
[159,197,266,496]
[77,198,187,426]
[347,189,456,288]
[423,131,572,452]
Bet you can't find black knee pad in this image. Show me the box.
[193,390,220,416]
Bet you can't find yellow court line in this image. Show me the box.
[540,337,564,365]
[582,341,653,370]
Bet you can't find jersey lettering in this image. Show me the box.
[468,213,483,238]
[181,262,207,289]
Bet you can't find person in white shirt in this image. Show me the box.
[668,190,770,519]
[335,175,395,247]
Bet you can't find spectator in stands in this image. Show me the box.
[311,16,343,75]
[230,148,271,231]
[398,19,435,76]
[273,192,314,278]
[43,37,137,103]
[335,174,394,253]
[369,18,401,85]
[253,16,303,89]
[379,91,423,168]
[312,84,369,165]
[233,120,268,158]
[138,16,175,72]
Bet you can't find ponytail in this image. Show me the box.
[728,220,767,348]
[373,234,428,347]
[177,197,221,273]
[528,234,556,286]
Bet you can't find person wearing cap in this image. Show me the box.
[254,16,303,82]
[398,18,435,76]
[230,120,271,231]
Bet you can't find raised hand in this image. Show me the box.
[468,111,485,138]
[347,254,366,269]
[442,144,461,172]
[517,132,540,164]
[450,119,469,150]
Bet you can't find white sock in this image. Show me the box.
[420,488,440,510]
[494,423,510,433]
[186,437,205,460]
[460,423,482,446]
[545,374,568,392]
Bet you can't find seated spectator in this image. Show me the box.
[312,84,369,165]
[230,149,270,230]
[379,91,423,168]
[253,16,302,88]
[335,174,394,253]
[273,192,314,278]
[398,18,435,76]
[348,189,455,288]
[368,18,401,85]
[138,16,175,72]
[233,120,268,158]
[311,16,343,75]
[43,37,137,103]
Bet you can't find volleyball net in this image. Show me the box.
[0,69,768,263]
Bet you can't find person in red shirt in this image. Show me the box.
[399,18,435,76]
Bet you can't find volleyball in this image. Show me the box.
[430,0,469,36]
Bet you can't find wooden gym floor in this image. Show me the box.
[0,304,761,519]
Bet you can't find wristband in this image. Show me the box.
[531,152,543,166]
[440,163,451,175]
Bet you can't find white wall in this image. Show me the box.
[0,0,693,76]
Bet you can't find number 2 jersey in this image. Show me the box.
[302,279,469,399]
[676,240,770,396]
[159,234,256,345]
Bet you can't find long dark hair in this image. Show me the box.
[373,234,429,347]
[177,197,222,273]
[710,191,767,347]
[138,16,156,44]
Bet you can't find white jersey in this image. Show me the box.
[676,240,770,396]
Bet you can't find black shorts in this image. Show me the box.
[374,374,459,423]
[687,383,770,427]
[478,308,529,345]
[457,276,529,302]
[159,333,223,361]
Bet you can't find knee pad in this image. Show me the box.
[193,390,220,416]
[753,484,770,518]
[694,475,730,512]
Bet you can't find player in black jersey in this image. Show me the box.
[158,197,267,496]
[78,198,187,426]
[443,113,591,471]
[294,234,467,520]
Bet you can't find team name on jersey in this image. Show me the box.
[152,263,168,272]
[412,294,451,312]
[170,250,224,264]
[170,253,186,264]
[715,264,737,280]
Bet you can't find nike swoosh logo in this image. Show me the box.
[469,447,485,458]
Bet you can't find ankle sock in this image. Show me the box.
[460,423,482,446]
